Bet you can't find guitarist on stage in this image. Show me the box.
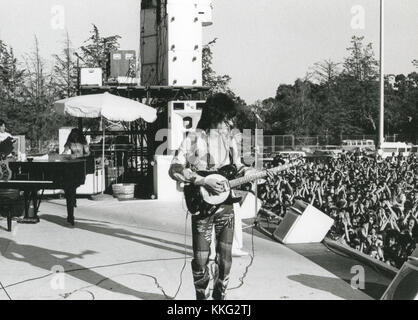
[169,93,244,300]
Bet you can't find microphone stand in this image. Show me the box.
[249,109,263,227]
[254,112,260,220]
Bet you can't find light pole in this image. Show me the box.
[378,0,385,148]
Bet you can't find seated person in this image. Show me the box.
[0,119,12,143]
[0,137,14,159]
[63,128,90,158]
[0,119,15,159]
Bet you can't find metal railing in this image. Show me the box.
[260,133,416,155]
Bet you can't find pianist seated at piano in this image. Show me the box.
[0,119,16,160]
[63,128,91,159]
[0,119,13,143]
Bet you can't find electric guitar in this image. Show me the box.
[184,160,301,216]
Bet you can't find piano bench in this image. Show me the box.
[0,190,24,232]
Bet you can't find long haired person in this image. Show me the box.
[169,93,244,300]
[63,128,90,158]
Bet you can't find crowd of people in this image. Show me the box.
[259,152,418,268]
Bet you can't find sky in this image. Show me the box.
[0,0,417,104]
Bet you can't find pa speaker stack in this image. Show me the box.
[273,200,334,244]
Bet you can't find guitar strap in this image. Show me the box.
[202,132,219,217]
[206,132,213,170]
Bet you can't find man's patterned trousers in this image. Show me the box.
[191,204,234,300]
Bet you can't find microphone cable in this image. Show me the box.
[0,279,12,300]
[170,195,190,299]
[1,196,192,301]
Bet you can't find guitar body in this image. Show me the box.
[184,165,241,216]
[183,161,299,216]
[199,174,230,205]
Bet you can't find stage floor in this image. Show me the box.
[0,198,385,300]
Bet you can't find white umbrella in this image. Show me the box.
[54,92,157,194]
[54,92,157,122]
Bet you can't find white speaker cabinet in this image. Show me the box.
[80,68,103,86]
[153,155,184,201]
[273,200,334,244]
[167,100,204,151]
[76,168,105,195]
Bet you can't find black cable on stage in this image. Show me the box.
[61,272,172,300]
[2,199,254,300]
[0,279,12,300]
[2,256,192,300]
[229,220,256,291]
[3,199,192,300]
[5,258,189,298]
[3,272,53,290]
[170,205,190,300]
[66,195,192,301]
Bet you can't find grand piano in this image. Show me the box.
[0,157,90,229]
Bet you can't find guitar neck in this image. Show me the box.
[229,162,296,189]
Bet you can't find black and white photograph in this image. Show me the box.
[0,0,417,306]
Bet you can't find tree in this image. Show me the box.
[271,79,320,135]
[343,36,378,82]
[339,36,380,133]
[385,72,418,142]
[202,38,233,95]
[76,24,121,81]
[52,32,78,99]
[0,40,26,134]
[22,36,59,145]
[312,59,341,86]
[202,38,251,129]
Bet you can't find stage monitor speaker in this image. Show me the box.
[168,100,204,151]
[381,257,418,300]
[153,155,183,201]
[273,200,334,244]
[77,169,105,195]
